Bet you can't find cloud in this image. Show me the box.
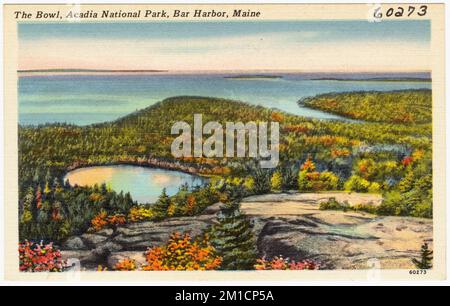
[19,32,430,72]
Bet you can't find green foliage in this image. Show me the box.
[302,90,431,124]
[344,175,371,192]
[280,165,298,190]
[319,171,340,190]
[319,198,349,211]
[378,168,432,218]
[210,188,258,270]
[18,91,433,238]
[252,168,271,194]
[412,242,433,269]
[19,180,135,243]
[270,171,282,191]
[152,188,171,220]
[319,198,379,215]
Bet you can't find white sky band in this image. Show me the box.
[18,21,430,72]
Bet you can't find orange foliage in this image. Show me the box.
[142,232,222,271]
[91,211,108,231]
[331,148,350,158]
[402,156,413,167]
[412,149,425,161]
[255,256,319,270]
[301,158,316,172]
[91,211,126,231]
[185,195,196,215]
[283,124,309,134]
[306,172,320,181]
[114,258,137,271]
[107,214,126,226]
[271,112,284,123]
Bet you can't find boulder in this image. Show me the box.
[62,236,87,250]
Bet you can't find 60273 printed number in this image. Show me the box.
[409,269,427,275]
[373,5,427,19]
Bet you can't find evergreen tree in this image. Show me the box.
[398,168,415,193]
[210,188,257,270]
[281,164,298,190]
[270,171,282,191]
[412,242,433,269]
[252,168,271,194]
[153,188,171,219]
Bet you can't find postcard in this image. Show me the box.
[2,3,446,282]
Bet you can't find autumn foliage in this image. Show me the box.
[19,240,66,272]
[128,206,154,222]
[114,258,138,271]
[91,210,126,231]
[142,232,222,271]
[254,256,319,270]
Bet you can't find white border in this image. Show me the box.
[0,0,448,286]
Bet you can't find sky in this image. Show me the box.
[18,20,431,72]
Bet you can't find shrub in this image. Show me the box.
[253,168,271,194]
[270,171,282,191]
[318,171,340,190]
[254,256,319,270]
[368,182,381,193]
[344,175,371,192]
[91,210,109,231]
[91,211,126,231]
[142,232,222,271]
[128,206,154,222]
[352,203,378,214]
[114,258,137,271]
[19,240,66,272]
[243,176,255,191]
[319,198,348,211]
[107,214,126,227]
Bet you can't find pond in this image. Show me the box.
[63,165,206,204]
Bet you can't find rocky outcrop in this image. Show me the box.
[61,192,432,270]
[61,203,221,269]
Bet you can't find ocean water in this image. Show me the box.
[18,73,431,126]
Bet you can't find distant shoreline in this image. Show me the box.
[224,75,283,80]
[311,77,432,83]
[18,69,431,78]
[18,69,168,73]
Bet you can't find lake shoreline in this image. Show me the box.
[66,158,211,179]
[64,162,208,203]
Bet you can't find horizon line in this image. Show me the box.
[18,68,432,75]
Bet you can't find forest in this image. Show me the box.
[18,90,433,246]
[300,89,431,124]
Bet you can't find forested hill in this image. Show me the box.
[19,94,432,184]
[18,92,433,245]
[300,89,431,124]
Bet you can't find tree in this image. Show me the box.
[281,164,297,190]
[185,195,196,215]
[344,175,370,192]
[412,242,433,269]
[252,168,271,194]
[152,188,171,219]
[298,169,310,191]
[270,171,282,191]
[210,188,258,270]
[398,168,415,193]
